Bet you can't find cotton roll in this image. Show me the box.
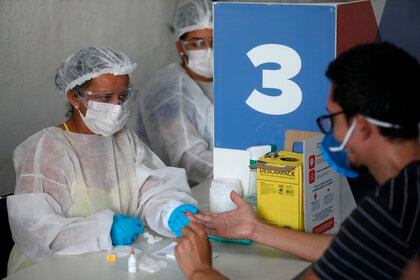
[209,178,243,213]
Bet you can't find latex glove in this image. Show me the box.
[168,204,198,237]
[110,214,144,245]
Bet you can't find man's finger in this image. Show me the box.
[186,213,205,224]
[188,221,206,234]
[198,209,210,215]
[206,228,220,236]
[181,225,193,237]
[194,213,216,223]
[187,214,217,230]
[230,191,248,207]
[197,210,220,218]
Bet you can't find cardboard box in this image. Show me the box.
[256,130,340,233]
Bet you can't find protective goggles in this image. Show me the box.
[181,38,213,50]
[74,85,137,106]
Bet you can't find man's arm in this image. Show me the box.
[401,258,420,280]
[251,220,333,262]
[300,268,320,280]
[190,191,333,262]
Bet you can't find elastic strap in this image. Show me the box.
[62,122,70,132]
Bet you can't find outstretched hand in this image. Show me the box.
[187,191,260,240]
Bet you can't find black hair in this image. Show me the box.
[180,33,187,41]
[326,42,420,140]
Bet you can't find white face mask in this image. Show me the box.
[185,48,214,78]
[79,101,130,137]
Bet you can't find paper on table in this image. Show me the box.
[112,246,141,257]
[153,242,220,260]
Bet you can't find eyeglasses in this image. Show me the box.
[75,86,137,105]
[316,111,345,134]
[181,38,213,50]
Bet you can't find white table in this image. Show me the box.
[4,181,310,280]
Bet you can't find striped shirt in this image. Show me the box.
[314,161,420,279]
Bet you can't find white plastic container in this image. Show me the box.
[209,177,243,213]
[246,145,276,207]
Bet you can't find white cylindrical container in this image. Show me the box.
[209,177,243,213]
[246,145,276,207]
[128,247,137,273]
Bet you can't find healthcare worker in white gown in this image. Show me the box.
[138,0,214,185]
[7,46,198,274]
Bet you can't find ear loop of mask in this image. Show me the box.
[328,116,420,152]
[329,119,357,152]
[365,117,420,142]
[364,117,401,129]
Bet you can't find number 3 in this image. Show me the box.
[246,44,302,115]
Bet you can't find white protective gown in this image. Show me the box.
[138,63,213,185]
[7,126,196,274]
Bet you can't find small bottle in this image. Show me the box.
[128,247,137,273]
[106,250,116,264]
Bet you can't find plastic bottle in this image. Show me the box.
[128,247,137,273]
[245,145,276,208]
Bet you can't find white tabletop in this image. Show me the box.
[4,180,310,280]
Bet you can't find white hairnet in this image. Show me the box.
[138,63,213,185]
[174,0,213,38]
[54,46,137,95]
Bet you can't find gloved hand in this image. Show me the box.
[168,204,198,237]
[110,214,144,246]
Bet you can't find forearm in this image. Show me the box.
[52,209,114,254]
[251,220,333,262]
[8,194,114,261]
[139,169,196,236]
[190,267,229,280]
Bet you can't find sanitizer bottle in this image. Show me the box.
[245,145,276,208]
[128,247,137,273]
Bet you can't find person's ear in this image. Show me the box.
[176,40,187,63]
[354,115,373,141]
[66,90,82,110]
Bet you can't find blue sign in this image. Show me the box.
[214,3,335,150]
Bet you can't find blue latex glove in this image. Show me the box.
[168,204,198,237]
[110,214,144,246]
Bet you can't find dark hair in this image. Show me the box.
[326,42,420,140]
[180,33,187,41]
[65,80,91,118]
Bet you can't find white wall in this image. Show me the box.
[0,0,179,194]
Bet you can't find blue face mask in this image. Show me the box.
[320,120,359,178]
[319,115,409,178]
